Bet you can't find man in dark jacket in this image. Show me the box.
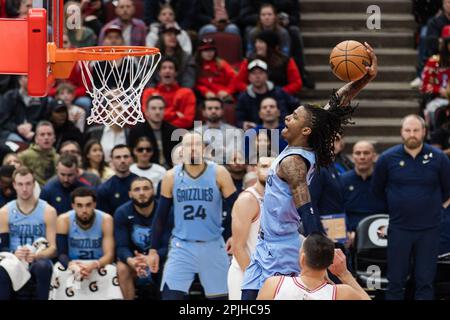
[425,0,450,59]
[129,95,178,168]
[0,75,48,143]
[47,99,83,151]
[235,59,299,130]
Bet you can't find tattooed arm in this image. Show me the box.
[278,155,311,207]
[278,155,324,235]
[324,42,378,110]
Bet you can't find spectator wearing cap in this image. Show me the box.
[152,23,196,88]
[233,30,302,95]
[235,58,299,130]
[94,25,136,90]
[142,57,196,129]
[145,4,192,55]
[194,38,236,101]
[46,99,83,151]
[425,0,450,61]
[421,24,450,132]
[54,83,87,133]
[0,75,48,144]
[196,0,241,36]
[99,0,147,46]
[372,115,450,300]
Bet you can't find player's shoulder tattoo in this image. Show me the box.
[278,155,308,187]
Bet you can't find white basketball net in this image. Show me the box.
[79,50,161,127]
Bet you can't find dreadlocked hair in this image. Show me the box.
[303,90,356,169]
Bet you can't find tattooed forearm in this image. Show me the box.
[324,73,372,110]
[278,155,311,207]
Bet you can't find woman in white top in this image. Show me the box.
[82,139,115,182]
[146,4,192,55]
[130,136,167,189]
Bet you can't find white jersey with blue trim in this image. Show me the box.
[260,146,316,239]
[274,276,336,300]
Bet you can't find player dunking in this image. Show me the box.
[147,132,238,300]
[241,42,378,300]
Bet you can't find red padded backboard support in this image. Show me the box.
[28,8,47,96]
[0,8,47,96]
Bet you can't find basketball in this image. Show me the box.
[329,40,371,82]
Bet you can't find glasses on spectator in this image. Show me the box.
[137,147,153,153]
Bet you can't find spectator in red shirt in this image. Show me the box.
[194,38,236,101]
[421,25,450,131]
[233,30,302,96]
[142,57,196,129]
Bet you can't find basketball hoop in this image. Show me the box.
[48,44,161,127]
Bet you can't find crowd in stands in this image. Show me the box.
[412,0,450,157]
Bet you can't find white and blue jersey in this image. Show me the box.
[242,146,316,291]
[161,162,229,296]
[8,200,47,252]
[68,210,104,260]
[172,161,223,241]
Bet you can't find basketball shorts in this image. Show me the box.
[161,236,229,297]
[241,232,304,291]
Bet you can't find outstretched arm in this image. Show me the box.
[278,155,324,235]
[148,170,175,273]
[324,42,378,110]
[216,165,238,241]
